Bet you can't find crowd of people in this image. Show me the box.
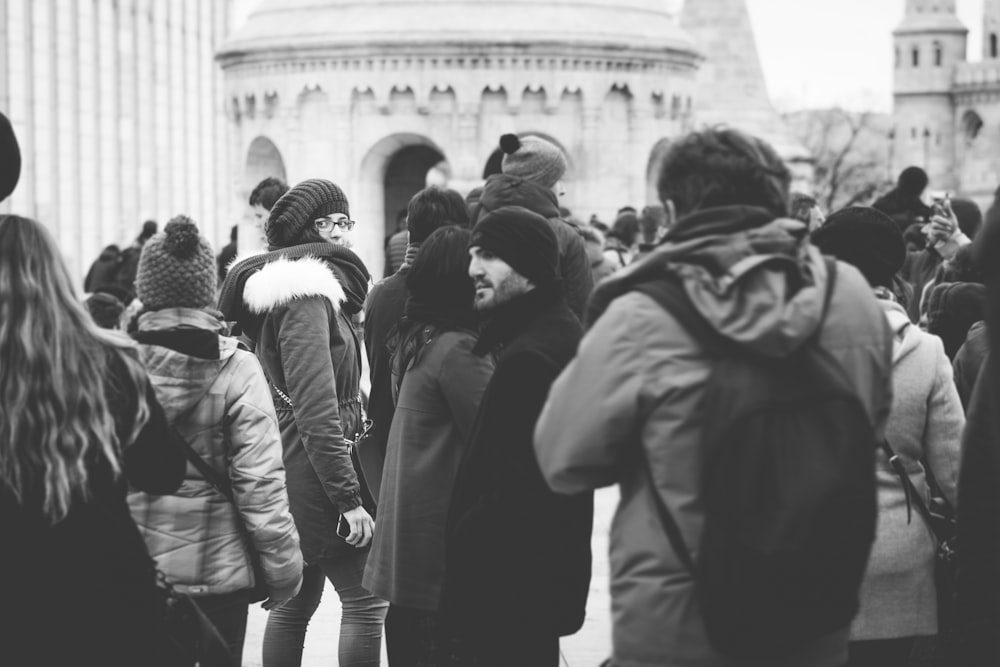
[3,102,1000,667]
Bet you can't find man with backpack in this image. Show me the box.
[533,128,895,667]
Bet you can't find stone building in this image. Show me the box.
[217,0,712,276]
[892,0,1000,206]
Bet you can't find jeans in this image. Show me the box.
[196,590,251,666]
[262,549,388,667]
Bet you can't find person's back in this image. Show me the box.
[84,244,122,293]
[535,129,894,667]
[0,214,186,666]
[127,217,303,661]
[116,220,158,298]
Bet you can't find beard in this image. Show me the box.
[473,272,532,311]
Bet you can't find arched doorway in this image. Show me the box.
[383,145,448,239]
[646,138,671,206]
[242,136,287,253]
[245,136,287,191]
[356,134,449,278]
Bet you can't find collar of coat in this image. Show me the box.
[243,255,347,314]
[472,281,564,356]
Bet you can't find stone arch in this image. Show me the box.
[646,138,671,206]
[356,134,449,277]
[245,136,287,192]
[962,110,984,143]
[521,86,547,114]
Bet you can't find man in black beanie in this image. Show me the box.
[442,205,593,666]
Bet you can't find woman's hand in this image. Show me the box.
[341,505,374,548]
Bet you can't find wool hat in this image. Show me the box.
[265,178,349,249]
[499,134,568,189]
[0,111,21,203]
[135,215,217,311]
[471,205,559,287]
[811,206,906,288]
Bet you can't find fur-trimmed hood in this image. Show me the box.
[243,256,346,314]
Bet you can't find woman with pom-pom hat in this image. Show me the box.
[128,215,304,666]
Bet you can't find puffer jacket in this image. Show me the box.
[128,308,302,598]
[535,206,895,667]
[850,299,963,640]
[474,173,593,318]
[240,252,369,562]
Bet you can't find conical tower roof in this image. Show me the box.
[680,0,809,161]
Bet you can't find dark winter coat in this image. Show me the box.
[954,321,988,408]
[236,252,368,563]
[115,243,143,299]
[474,173,594,318]
[362,268,409,502]
[5,345,186,666]
[442,284,594,644]
[956,359,1000,664]
[926,281,987,360]
[364,329,495,611]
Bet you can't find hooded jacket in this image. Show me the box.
[851,299,963,640]
[127,308,303,597]
[475,173,593,318]
[534,206,895,667]
[227,249,369,562]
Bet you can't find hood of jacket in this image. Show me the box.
[134,308,240,418]
[590,205,852,358]
[242,255,349,316]
[877,298,922,365]
[475,173,561,222]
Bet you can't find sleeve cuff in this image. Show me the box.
[335,491,363,515]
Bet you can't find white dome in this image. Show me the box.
[221,0,696,58]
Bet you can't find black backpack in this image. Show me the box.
[636,259,878,659]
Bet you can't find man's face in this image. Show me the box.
[468,246,533,311]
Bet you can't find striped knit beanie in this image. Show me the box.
[499,134,567,189]
[135,215,217,310]
[265,178,350,249]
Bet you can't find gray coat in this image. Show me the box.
[850,300,964,640]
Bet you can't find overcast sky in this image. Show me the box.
[233,1,986,113]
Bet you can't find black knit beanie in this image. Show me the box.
[135,215,217,310]
[266,178,349,249]
[0,111,21,203]
[812,206,906,288]
[471,205,558,287]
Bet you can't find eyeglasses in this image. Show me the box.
[315,216,356,231]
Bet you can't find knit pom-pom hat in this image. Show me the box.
[135,215,217,310]
[499,133,568,189]
[265,178,350,249]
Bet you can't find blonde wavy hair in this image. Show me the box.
[0,215,149,523]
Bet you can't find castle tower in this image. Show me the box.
[892,0,967,190]
[984,0,1000,60]
[679,0,811,181]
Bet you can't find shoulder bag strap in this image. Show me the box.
[640,451,697,574]
[879,438,936,535]
[170,396,235,505]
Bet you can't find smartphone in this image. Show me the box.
[337,515,351,539]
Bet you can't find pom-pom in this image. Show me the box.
[499,133,521,155]
[162,215,201,259]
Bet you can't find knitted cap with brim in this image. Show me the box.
[0,111,21,203]
[811,206,906,289]
[266,178,350,249]
[471,205,558,287]
[499,134,568,189]
[135,215,217,311]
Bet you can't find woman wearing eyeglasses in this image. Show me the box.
[220,179,387,666]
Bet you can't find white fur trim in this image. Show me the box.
[243,256,346,314]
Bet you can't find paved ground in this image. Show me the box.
[241,487,618,666]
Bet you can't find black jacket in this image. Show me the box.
[362,269,409,501]
[442,284,593,642]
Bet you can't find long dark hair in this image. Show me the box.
[390,226,477,382]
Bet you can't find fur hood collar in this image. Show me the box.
[243,255,346,314]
